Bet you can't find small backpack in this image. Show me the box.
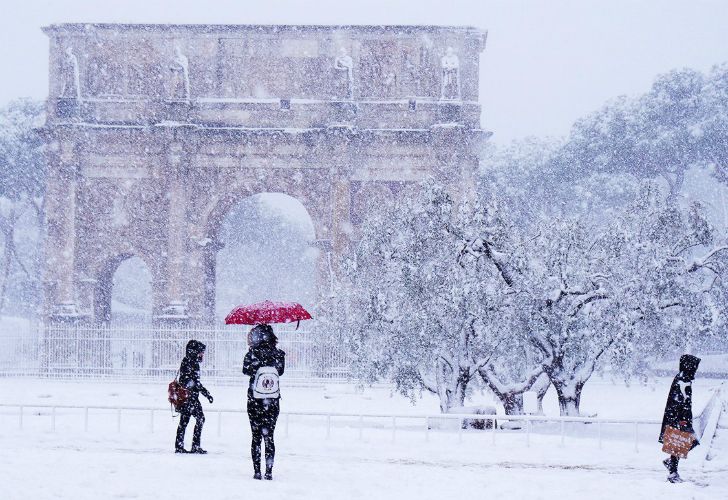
[253,366,280,399]
[168,375,189,411]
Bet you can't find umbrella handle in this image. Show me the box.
[296,320,300,330]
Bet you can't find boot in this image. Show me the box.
[667,472,684,483]
[253,472,262,480]
[264,467,273,480]
[662,458,671,471]
[190,446,207,454]
[175,447,189,454]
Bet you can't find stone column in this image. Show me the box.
[311,239,334,301]
[157,142,189,323]
[327,132,356,281]
[331,176,352,265]
[185,236,224,326]
[44,139,83,321]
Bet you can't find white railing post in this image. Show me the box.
[425,416,430,441]
[19,406,23,430]
[117,409,122,433]
[217,411,222,437]
[560,420,565,447]
[285,413,290,438]
[358,415,363,441]
[526,418,531,447]
[391,416,396,443]
[84,407,89,432]
[458,417,463,443]
[51,406,56,432]
[149,409,155,433]
[491,416,496,444]
[326,414,331,439]
[634,421,639,452]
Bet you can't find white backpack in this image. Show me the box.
[252,366,280,399]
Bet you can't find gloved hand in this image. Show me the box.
[679,420,687,427]
[201,388,213,404]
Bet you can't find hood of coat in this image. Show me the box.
[678,354,701,381]
[185,339,206,358]
[249,324,278,348]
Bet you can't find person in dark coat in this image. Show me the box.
[175,339,213,454]
[243,324,285,480]
[659,354,700,483]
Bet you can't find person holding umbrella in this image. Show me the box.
[243,324,285,480]
[226,300,312,480]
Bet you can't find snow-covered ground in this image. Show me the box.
[0,377,725,499]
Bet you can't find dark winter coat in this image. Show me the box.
[242,344,285,400]
[179,340,210,399]
[659,354,701,444]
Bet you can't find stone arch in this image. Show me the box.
[190,178,324,324]
[42,23,487,325]
[198,176,327,244]
[92,252,155,324]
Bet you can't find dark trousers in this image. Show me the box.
[176,397,205,450]
[247,397,280,473]
[668,455,679,474]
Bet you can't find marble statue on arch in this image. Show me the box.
[440,46,461,100]
[169,45,190,100]
[334,47,354,99]
[61,47,81,101]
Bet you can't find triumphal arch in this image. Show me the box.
[42,23,489,325]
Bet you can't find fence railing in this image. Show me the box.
[0,322,349,382]
[0,402,669,452]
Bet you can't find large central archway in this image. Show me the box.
[213,192,317,323]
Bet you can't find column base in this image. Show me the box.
[154,302,190,325]
[49,302,88,323]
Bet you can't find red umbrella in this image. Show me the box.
[224,300,312,327]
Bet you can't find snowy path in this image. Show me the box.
[2,379,726,499]
[3,424,726,500]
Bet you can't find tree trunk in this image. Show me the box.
[502,392,524,415]
[533,373,551,415]
[479,365,546,415]
[0,207,18,316]
[433,357,470,413]
[437,373,469,413]
[552,380,583,417]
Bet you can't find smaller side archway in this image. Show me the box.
[94,254,154,324]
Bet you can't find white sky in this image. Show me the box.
[1,0,727,143]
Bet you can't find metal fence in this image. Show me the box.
[1,389,722,458]
[0,403,683,454]
[0,322,349,383]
